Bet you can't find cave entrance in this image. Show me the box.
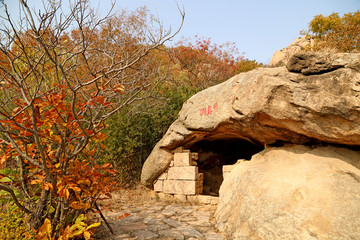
[190,138,264,196]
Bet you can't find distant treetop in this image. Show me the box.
[302,11,360,52]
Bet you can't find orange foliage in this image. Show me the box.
[0,85,118,239]
[0,0,185,238]
[172,36,244,88]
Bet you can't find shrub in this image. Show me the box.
[0,204,34,240]
[0,0,183,238]
[101,85,197,184]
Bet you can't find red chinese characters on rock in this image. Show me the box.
[200,102,219,116]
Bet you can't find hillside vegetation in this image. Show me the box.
[0,1,261,238]
[302,11,360,52]
[2,2,357,239]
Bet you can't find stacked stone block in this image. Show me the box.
[154,148,220,205]
[154,149,203,195]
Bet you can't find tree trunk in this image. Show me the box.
[30,189,49,229]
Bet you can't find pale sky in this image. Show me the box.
[2,0,359,64]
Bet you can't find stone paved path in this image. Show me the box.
[96,201,228,240]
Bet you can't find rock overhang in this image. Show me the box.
[141,52,360,188]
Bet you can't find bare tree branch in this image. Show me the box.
[0,183,31,214]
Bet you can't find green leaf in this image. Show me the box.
[0,168,18,175]
[0,177,12,183]
[48,206,55,214]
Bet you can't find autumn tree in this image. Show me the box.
[0,0,183,238]
[303,11,360,52]
[172,36,244,89]
[100,36,264,186]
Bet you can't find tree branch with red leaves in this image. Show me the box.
[0,0,184,238]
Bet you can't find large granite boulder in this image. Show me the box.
[215,145,360,239]
[141,52,360,187]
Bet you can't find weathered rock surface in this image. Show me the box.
[287,52,360,75]
[269,36,313,66]
[215,145,360,240]
[141,52,360,187]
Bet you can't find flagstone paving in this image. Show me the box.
[95,201,228,240]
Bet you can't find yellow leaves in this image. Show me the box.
[306,11,360,52]
[0,4,174,240]
[52,135,62,144]
[113,83,125,93]
[57,178,88,200]
[77,179,91,186]
[68,144,75,152]
[83,176,96,186]
[30,178,54,191]
[98,84,106,91]
[101,162,113,169]
[85,129,94,136]
[309,13,341,37]
[36,208,100,240]
[33,97,45,105]
[83,231,91,240]
[58,214,100,240]
[58,187,70,199]
[23,232,34,240]
[95,132,107,141]
[35,174,45,180]
[86,222,101,229]
[36,218,51,240]
[38,215,100,240]
[12,106,22,115]
[30,179,43,185]
[89,149,96,156]
[0,155,8,166]
[43,182,54,191]
[70,201,91,210]
[0,205,35,239]
[68,185,81,192]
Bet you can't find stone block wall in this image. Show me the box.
[152,148,244,205]
[154,149,203,195]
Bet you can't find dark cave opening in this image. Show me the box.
[189,138,264,196]
[178,135,360,197]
